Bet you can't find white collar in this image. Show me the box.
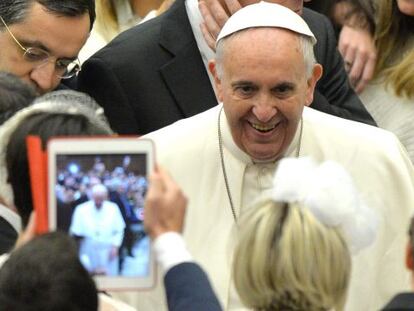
[220,105,303,165]
[185,0,216,86]
[0,203,21,233]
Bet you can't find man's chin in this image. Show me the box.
[249,150,282,163]
[244,142,285,163]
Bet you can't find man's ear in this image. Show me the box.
[208,59,223,102]
[406,241,414,271]
[305,63,323,107]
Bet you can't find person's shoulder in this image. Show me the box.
[104,200,120,209]
[144,106,220,155]
[381,292,414,310]
[304,107,400,150]
[145,106,219,138]
[89,18,163,62]
[74,200,92,210]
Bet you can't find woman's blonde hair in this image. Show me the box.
[234,200,351,311]
[374,0,414,98]
[95,0,119,42]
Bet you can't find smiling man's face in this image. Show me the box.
[210,28,321,162]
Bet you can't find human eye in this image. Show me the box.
[234,83,257,98]
[272,83,294,98]
[56,59,72,70]
[24,48,48,62]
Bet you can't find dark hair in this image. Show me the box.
[0,231,98,311]
[3,91,113,228]
[0,72,36,125]
[0,0,95,30]
[6,111,111,227]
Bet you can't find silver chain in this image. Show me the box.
[217,107,303,223]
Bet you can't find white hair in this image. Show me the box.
[91,184,108,196]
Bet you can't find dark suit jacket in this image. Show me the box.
[164,262,222,311]
[0,216,17,255]
[78,0,375,135]
[381,293,414,310]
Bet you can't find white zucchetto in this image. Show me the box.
[216,1,317,45]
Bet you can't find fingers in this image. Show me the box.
[199,0,225,51]
[199,0,229,29]
[342,45,356,75]
[15,211,37,249]
[338,32,349,59]
[348,52,364,87]
[354,55,376,94]
[200,22,217,51]
[159,167,183,198]
[338,25,376,94]
[199,0,241,51]
[345,47,376,93]
[144,165,187,239]
[224,0,242,15]
[147,169,164,199]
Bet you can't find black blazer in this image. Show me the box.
[164,262,222,311]
[78,0,375,135]
[381,293,414,310]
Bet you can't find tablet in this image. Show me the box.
[47,137,155,291]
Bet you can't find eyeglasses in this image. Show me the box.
[0,16,81,79]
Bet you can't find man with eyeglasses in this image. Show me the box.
[0,0,95,95]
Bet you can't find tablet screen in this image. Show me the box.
[48,138,155,290]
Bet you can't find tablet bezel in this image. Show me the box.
[47,136,156,291]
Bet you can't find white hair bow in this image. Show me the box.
[272,157,378,254]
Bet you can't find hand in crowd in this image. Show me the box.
[14,211,36,249]
[338,26,377,94]
[198,0,241,51]
[144,166,187,239]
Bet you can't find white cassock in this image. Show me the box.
[117,105,414,311]
[70,200,125,275]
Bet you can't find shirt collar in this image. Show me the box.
[185,0,216,72]
[220,105,303,165]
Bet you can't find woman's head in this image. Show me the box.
[374,0,414,98]
[233,157,377,311]
[234,201,351,311]
[0,90,113,227]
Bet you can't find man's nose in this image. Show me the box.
[252,95,277,123]
[29,62,59,94]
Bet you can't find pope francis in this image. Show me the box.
[123,3,414,311]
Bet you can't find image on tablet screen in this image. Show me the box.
[54,153,149,278]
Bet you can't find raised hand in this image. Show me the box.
[198,0,242,51]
